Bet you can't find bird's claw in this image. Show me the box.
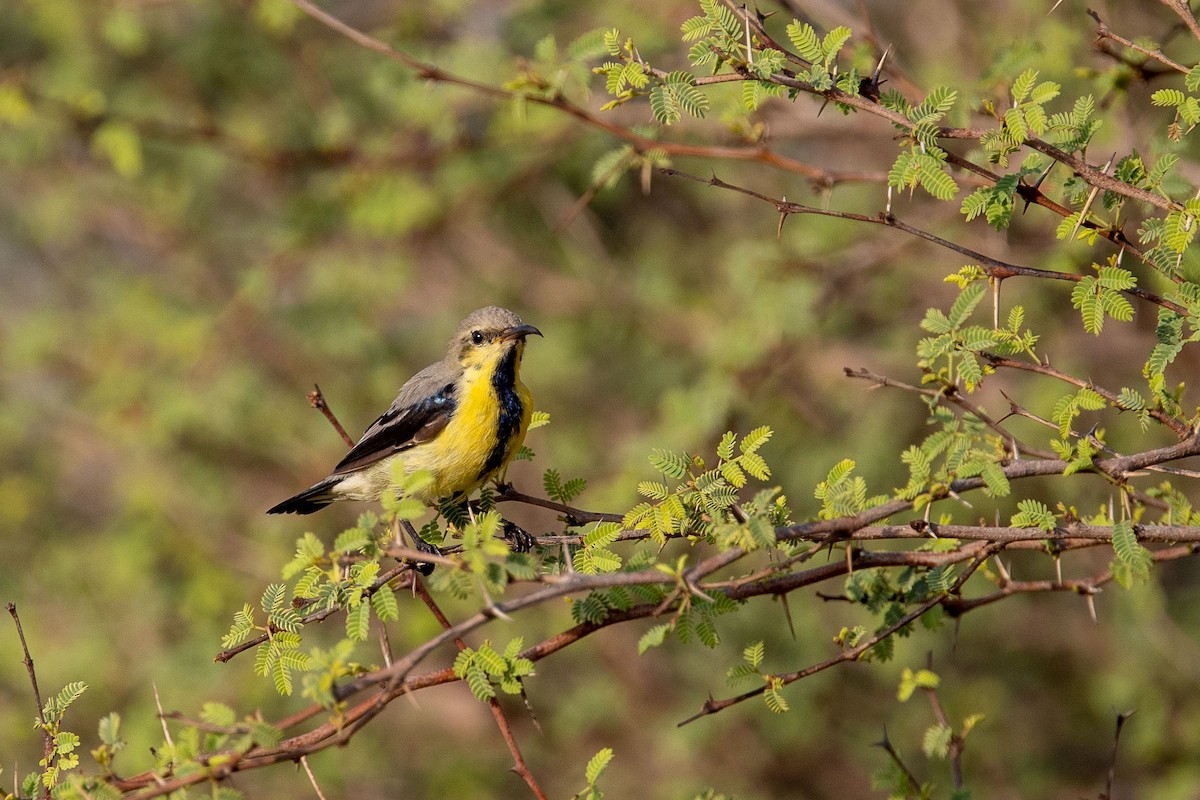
[410,534,441,576]
[501,520,537,553]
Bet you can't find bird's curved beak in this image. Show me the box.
[500,324,543,341]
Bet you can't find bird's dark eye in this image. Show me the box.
[470,330,485,345]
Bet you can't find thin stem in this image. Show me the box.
[8,603,52,798]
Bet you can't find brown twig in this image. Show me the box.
[8,603,52,798]
[875,725,923,795]
[288,0,879,186]
[114,527,1200,797]
[308,384,354,448]
[496,485,621,524]
[1100,710,1136,800]
[677,546,994,725]
[843,367,1060,461]
[1157,0,1200,44]
[980,353,1192,438]
[408,578,550,799]
[661,168,1187,316]
[922,654,964,789]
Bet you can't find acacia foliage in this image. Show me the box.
[4,1,1200,799]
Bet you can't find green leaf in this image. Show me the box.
[261,583,285,614]
[90,121,144,178]
[716,431,736,460]
[98,712,122,747]
[676,84,709,118]
[583,521,622,548]
[824,459,856,486]
[1111,520,1152,587]
[1010,499,1056,531]
[1011,68,1038,103]
[744,640,765,669]
[637,623,671,654]
[923,723,953,758]
[371,585,400,622]
[345,600,370,642]
[649,449,689,479]
[764,684,790,713]
[948,282,986,327]
[821,26,852,63]
[200,702,236,728]
[1152,88,1187,107]
[785,21,823,63]
[638,481,670,500]
[649,86,681,124]
[585,747,614,784]
[915,153,959,200]
[681,15,712,42]
[740,425,773,454]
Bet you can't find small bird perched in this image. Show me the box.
[267,306,541,516]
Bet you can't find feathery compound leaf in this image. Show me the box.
[1071,278,1104,334]
[979,461,1010,496]
[720,460,746,488]
[1011,499,1056,531]
[371,585,400,621]
[764,684,790,713]
[912,86,957,124]
[785,21,823,63]
[821,26,852,62]
[1076,387,1106,410]
[638,480,669,500]
[261,583,285,614]
[649,449,689,479]
[345,600,370,642]
[200,702,236,728]
[957,352,983,390]
[638,623,671,654]
[649,85,681,124]
[717,431,736,460]
[583,521,622,548]
[824,459,856,486]
[45,683,88,721]
[740,451,771,480]
[680,15,713,42]
[740,425,773,454]
[916,154,960,200]
[1116,387,1146,410]
[923,723,953,758]
[333,528,371,553]
[1011,68,1038,103]
[1111,520,1152,587]
[948,282,986,326]
[744,640,765,668]
[1152,88,1187,107]
[585,748,614,784]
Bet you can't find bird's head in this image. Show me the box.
[451,306,542,370]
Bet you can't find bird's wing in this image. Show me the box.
[331,361,459,475]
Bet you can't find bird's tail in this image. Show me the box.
[266,476,341,515]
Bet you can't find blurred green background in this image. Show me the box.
[3,0,1200,797]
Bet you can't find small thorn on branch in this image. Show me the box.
[309,384,355,448]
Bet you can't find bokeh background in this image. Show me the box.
[3,0,1200,797]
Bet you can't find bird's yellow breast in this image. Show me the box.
[390,364,531,504]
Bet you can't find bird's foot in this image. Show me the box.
[501,519,537,553]
[403,521,441,576]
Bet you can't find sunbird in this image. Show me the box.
[268,306,541,516]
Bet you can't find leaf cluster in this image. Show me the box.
[452,638,535,701]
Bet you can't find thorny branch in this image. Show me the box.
[87,3,1200,796]
[9,603,53,800]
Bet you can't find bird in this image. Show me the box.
[267,306,541,517]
